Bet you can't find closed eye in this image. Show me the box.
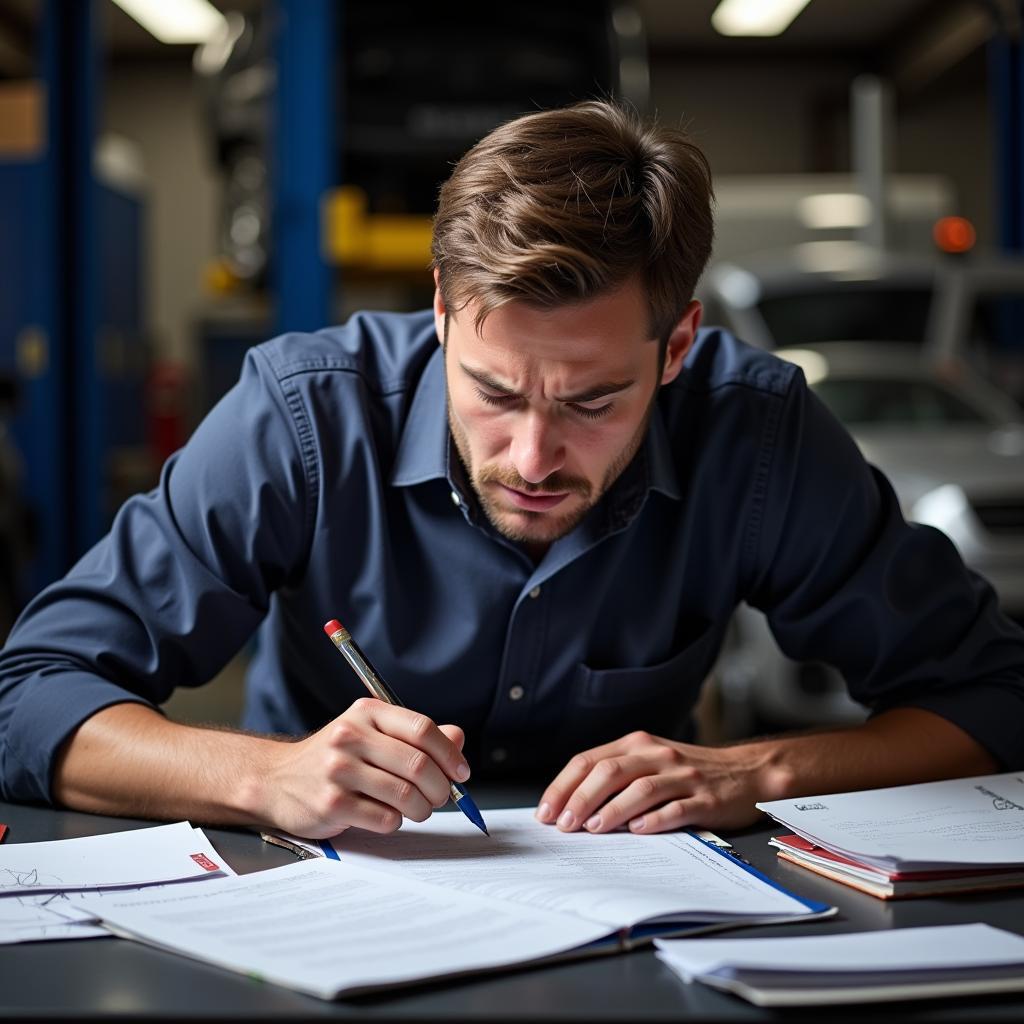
[474,387,613,421]
[475,387,517,408]
[570,402,614,420]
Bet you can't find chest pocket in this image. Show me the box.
[567,625,720,749]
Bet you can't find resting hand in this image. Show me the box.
[535,731,792,834]
[258,698,468,839]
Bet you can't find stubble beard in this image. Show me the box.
[447,392,656,549]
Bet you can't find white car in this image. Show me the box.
[701,244,1024,401]
[715,342,1024,736]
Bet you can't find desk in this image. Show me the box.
[2,790,1023,1022]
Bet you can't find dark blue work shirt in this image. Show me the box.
[2,312,1023,802]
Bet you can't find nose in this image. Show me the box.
[509,409,566,485]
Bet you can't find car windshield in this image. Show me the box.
[814,377,992,427]
[757,287,933,346]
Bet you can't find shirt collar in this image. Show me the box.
[391,345,681,507]
[643,402,682,503]
[391,346,449,486]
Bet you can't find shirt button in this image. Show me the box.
[450,490,461,507]
[528,586,541,599]
[490,747,508,763]
[508,685,525,702]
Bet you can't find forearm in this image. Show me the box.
[740,707,999,804]
[52,699,472,839]
[537,707,1000,835]
[52,703,283,826]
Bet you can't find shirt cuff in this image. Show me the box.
[3,672,158,804]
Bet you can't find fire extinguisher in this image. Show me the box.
[147,362,190,466]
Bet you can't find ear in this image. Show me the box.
[660,300,703,386]
[432,267,446,347]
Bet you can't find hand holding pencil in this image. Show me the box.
[324,620,488,835]
[251,630,477,840]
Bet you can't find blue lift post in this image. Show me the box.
[990,3,1024,253]
[25,0,100,590]
[272,0,336,337]
[989,2,1024,355]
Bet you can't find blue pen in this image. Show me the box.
[322,619,489,837]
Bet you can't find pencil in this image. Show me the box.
[322,619,489,836]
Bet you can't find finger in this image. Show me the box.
[351,761,437,823]
[354,728,455,809]
[439,723,466,753]
[329,791,406,835]
[350,699,471,785]
[535,737,635,826]
[628,795,707,835]
[553,755,664,833]
[299,791,402,838]
[587,771,697,833]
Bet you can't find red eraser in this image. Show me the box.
[323,619,344,635]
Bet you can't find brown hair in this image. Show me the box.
[431,100,714,343]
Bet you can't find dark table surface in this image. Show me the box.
[1,787,1023,1022]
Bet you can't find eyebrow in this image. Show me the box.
[459,364,635,403]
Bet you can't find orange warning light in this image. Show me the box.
[933,216,976,254]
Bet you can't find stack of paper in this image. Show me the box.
[756,772,1024,899]
[0,822,230,944]
[654,924,1024,1006]
[767,834,1024,899]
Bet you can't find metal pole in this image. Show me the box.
[33,0,98,588]
[272,0,335,336]
[989,6,1024,253]
[851,74,894,251]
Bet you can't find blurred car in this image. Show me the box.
[700,243,1024,403]
[701,243,939,352]
[715,342,1024,737]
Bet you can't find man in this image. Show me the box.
[0,102,1020,840]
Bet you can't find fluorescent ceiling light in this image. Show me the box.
[794,240,882,276]
[111,0,227,44]
[711,0,812,37]
[798,193,873,229]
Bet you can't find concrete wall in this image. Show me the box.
[649,55,992,244]
[103,62,221,365]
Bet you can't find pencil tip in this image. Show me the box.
[455,790,489,836]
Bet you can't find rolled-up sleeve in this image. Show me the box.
[748,373,1024,769]
[0,347,314,802]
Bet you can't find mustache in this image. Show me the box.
[478,464,592,498]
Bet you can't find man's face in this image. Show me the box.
[436,277,699,555]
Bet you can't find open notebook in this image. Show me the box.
[73,808,832,999]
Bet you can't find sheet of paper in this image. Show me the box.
[654,923,1024,977]
[316,807,818,928]
[756,772,1024,870]
[0,822,230,896]
[0,892,108,944]
[73,859,610,999]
